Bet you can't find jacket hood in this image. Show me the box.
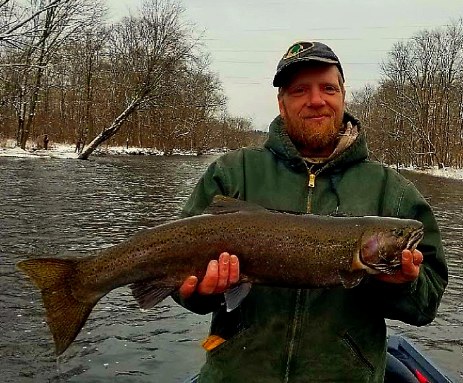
[264,111,369,172]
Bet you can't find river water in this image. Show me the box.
[0,155,461,382]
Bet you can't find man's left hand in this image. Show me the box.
[374,249,423,284]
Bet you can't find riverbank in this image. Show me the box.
[0,140,225,159]
[1,141,462,181]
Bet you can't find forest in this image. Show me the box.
[0,0,265,158]
[348,19,463,168]
[1,1,462,166]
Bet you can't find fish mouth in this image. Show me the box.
[369,257,401,274]
[377,228,424,274]
[361,227,425,275]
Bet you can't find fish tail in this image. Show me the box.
[17,258,97,355]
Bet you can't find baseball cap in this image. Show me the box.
[273,41,344,87]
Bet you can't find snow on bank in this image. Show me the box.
[413,167,463,180]
[0,143,78,159]
[1,141,462,180]
[0,141,223,159]
[398,164,463,181]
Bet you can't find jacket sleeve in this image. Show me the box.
[171,159,232,314]
[365,177,448,326]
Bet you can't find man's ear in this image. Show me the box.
[278,95,286,119]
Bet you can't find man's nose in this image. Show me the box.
[305,89,326,107]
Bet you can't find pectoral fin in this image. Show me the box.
[224,282,252,312]
[338,270,365,289]
[130,281,175,309]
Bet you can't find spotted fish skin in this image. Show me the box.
[17,196,423,355]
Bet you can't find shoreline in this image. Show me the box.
[1,143,462,181]
[0,142,225,159]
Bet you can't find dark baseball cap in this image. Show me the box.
[273,41,344,87]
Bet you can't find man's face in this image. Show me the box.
[278,64,345,157]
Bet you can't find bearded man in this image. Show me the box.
[174,41,448,383]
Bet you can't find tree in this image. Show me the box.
[0,0,63,48]
[1,0,105,149]
[0,0,258,154]
[78,0,197,159]
[350,19,463,168]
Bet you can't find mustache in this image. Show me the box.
[299,109,334,118]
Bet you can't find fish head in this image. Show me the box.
[359,218,424,274]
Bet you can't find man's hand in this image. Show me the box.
[179,252,240,299]
[375,249,423,284]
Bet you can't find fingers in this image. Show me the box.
[374,249,423,284]
[229,255,240,284]
[400,249,422,281]
[214,253,240,290]
[179,276,198,299]
[197,259,220,294]
[198,252,239,294]
[181,253,240,298]
[216,252,231,292]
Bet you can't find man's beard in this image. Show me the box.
[282,105,342,157]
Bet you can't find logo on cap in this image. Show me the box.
[283,42,314,60]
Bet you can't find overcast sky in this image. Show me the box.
[106,0,463,130]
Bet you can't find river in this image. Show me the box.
[0,155,461,382]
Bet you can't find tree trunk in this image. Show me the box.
[78,96,143,159]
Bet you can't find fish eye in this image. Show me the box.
[393,228,404,237]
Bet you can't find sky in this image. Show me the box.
[106,0,463,130]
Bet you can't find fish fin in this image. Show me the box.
[224,282,252,312]
[130,281,175,309]
[17,258,98,356]
[338,270,365,288]
[204,195,267,215]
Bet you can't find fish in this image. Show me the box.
[17,195,424,356]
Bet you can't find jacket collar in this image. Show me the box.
[264,112,368,172]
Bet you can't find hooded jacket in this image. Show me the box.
[176,113,448,383]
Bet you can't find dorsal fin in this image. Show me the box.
[204,195,267,215]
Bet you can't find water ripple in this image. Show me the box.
[1,161,461,382]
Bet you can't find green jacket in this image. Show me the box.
[177,113,448,383]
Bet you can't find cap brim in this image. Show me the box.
[273,57,340,87]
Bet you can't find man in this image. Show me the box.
[174,41,448,382]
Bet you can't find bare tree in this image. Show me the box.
[0,0,62,48]
[3,0,105,149]
[0,0,258,154]
[354,19,463,168]
[78,0,197,159]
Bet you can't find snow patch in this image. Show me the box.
[0,142,462,181]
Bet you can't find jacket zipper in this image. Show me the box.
[284,165,317,382]
[306,164,318,213]
[284,289,302,383]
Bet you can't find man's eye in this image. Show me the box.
[289,87,306,96]
[324,85,338,94]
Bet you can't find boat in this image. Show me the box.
[386,335,454,383]
[185,335,455,383]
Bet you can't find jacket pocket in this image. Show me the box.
[342,331,375,374]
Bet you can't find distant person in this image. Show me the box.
[75,138,82,153]
[174,41,448,382]
[43,134,49,150]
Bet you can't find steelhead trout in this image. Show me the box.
[17,196,424,355]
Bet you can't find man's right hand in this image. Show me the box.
[179,252,240,299]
